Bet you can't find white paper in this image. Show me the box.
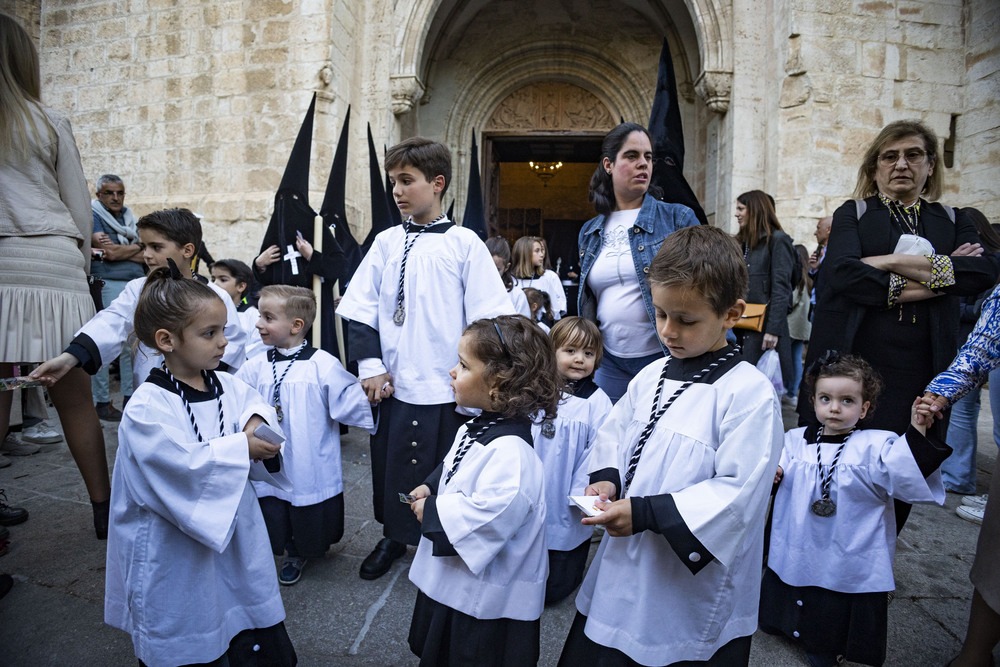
[568,495,606,518]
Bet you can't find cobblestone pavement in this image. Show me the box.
[0,390,997,666]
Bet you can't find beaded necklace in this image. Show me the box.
[394,215,446,325]
[622,346,739,496]
[161,364,225,443]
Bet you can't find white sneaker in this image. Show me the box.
[0,434,40,456]
[21,420,62,444]
[956,505,985,525]
[961,494,989,510]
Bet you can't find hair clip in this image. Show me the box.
[807,349,841,376]
[492,320,511,357]
[165,257,184,280]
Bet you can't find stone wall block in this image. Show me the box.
[960,105,1000,138]
[107,39,132,61]
[862,42,885,78]
[246,69,277,91]
[797,194,831,218]
[900,21,962,49]
[802,37,858,74]
[45,9,70,27]
[897,0,963,26]
[249,47,291,65]
[248,168,283,191]
[834,15,887,42]
[247,0,294,22]
[262,20,292,43]
[70,3,115,24]
[779,74,812,108]
[853,0,894,17]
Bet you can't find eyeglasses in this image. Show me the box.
[877,149,928,167]
[99,190,125,198]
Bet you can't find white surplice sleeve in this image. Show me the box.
[73,277,144,370]
[672,393,783,567]
[434,440,535,575]
[209,282,247,371]
[461,237,518,323]
[321,354,376,433]
[337,233,387,330]
[867,431,946,505]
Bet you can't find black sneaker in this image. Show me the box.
[278,557,306,585]
[95,402,123,422]
[0,490,27,526]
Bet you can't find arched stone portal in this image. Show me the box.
[390,0,727,225]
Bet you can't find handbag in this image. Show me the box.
[735,303,767,332]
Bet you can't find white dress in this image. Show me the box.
[105,370,287,666]
[575,355,783,665]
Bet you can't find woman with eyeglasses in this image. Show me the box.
[0,13,111,537]
[798,120,998,527]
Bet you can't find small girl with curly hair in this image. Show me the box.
[761,351,951,667]
[406,314,561,666]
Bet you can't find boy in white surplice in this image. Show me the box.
[559,225,784,666]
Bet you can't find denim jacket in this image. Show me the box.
[577,194,700,352]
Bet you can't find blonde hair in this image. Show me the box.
[511,236,544,279]
[259,285,317,326]
[0,13,53,156]
[853,120,942,202]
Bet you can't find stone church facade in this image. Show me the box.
[6,0,998,259]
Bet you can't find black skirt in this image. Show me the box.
[758,568,887,666]
[408,591,540,667]
[138,621,296,667]
[258,493,344,559]
[558,612,752,667]
[371,398,469,545]
[545,538,591,605]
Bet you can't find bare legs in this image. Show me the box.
[951,590,1000,667]
[1,363,110,504]
[47,367,110,503]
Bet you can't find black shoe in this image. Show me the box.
[359,538,407,580]
[0,491,27,526]
[92,499,110,540]
[0,526,8,541]
[0,574,12,600]
[95,402,123,422]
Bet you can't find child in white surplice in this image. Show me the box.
[559,225,784,666]
[532,316,612,605]
[406,315,561,666]
[237,285,375,586]
[760,351,950,667]
[104,263,295,667]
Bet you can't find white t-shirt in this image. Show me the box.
[587,209,660,357]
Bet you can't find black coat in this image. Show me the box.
[797,196,1000,426]
[740,229,796,376]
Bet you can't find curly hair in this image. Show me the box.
[804,352,884,421]
[462,315,561,421]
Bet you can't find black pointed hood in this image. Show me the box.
[648,38,708,225]
[320,106,362,279]
[462,130,488,240]
[385,144,403,227]
[363,123,398,255]
[258,94,320,284]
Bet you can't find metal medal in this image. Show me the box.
[541,419,555,438]
[393,305,405,325]
[811,498,836,517]
[275,404,284,423]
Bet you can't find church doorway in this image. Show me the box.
[483,134,602,315]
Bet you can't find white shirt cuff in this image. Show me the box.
[358,358,388,380]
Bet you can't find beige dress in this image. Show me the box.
[0,103,95,363]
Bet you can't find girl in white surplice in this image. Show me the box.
[405,315,561,667]
[760,351,950,667]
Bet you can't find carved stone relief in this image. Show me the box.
[485,82,615,131]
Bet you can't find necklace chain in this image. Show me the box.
[394,214,446,325]
[270,342,307,422]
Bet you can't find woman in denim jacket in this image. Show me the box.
[577,123,700,402]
